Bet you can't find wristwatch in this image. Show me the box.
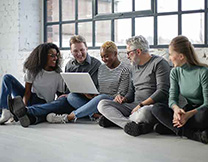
[139,102,144,107]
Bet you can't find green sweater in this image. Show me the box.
[169,63,208,110]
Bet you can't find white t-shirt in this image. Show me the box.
[24,69,64,103]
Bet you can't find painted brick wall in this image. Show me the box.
[0,0,42,90]
[0,0,208,91]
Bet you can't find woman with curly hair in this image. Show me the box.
[0,43,64,124]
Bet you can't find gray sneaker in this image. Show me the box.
[46,113,69,124]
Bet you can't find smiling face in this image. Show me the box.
[100,49,118,68]
[45,48,59,70]
[169,45,185,67]
[126,45,140,65]
[71,42,88,63]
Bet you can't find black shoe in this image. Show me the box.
[98,116,117,128]
[7,95,18,122]
[124,122,152,137]
[153,123,175,135]
[191,130,208,144]
[8,96,30,127]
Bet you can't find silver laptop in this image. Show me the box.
[61,72,99,94]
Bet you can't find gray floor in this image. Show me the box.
[0,120,208,162]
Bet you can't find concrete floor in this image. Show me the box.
[0,120,208,162]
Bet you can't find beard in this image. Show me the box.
[130,56,140,66]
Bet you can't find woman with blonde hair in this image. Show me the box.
[152,35,208,144]
[47,41,130,123]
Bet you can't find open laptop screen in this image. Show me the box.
[61,72,99,94]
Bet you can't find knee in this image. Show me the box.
[95,94,110,101]
[97,99,109,114]
[152,103,168,116]
[2,74,14,82]
[196,107,208,121]
[67,93,78,102]
[140,107,152,117]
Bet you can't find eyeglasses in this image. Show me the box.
[48,53,60,58]
[126,49,137,56]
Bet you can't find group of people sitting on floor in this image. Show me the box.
[0,34,208,144]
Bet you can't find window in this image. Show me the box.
[44,0,208,49]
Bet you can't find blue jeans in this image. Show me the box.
[0,74,45,110]
[27,96,74,124]
[67,93,113,119]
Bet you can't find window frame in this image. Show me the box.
[44,0,208,50]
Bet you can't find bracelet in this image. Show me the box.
[139,102,144,107]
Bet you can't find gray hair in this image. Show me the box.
[126,35,149,53]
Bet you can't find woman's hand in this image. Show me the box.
[84,94,97,99]
[173,107,185,122]
[173,109,197,128]
[58,94,68,99]
[172,107,185,127]
[114,94,127,104]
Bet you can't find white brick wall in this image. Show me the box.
[0,0,42,89]
[0,0,208,91]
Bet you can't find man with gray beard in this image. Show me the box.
[98,35,170,136]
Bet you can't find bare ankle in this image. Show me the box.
[67,113,75,121]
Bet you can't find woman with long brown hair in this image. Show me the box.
[152,35,208,144]
[0,43,64,125]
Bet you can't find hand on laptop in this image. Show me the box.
[58,94,68,99]
[83,94,97,99]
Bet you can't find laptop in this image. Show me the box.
[60,72,99,94]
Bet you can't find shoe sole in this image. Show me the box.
[201,131,208,144]
[7,95,18,122]
[99,116,116,128]
[124,122,141,136]
[11,96,30,128]
[19,115,30,128]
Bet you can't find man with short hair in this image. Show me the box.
[9,35,101,127]
[98,35,170,136]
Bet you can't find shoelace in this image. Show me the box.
[54,114,68,123]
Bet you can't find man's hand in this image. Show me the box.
[131,105,141,114]
[114,95,127,104]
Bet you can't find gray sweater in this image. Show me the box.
[125,55,170,104]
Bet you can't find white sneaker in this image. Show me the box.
[46,113,69,124]
[0,109,12,124]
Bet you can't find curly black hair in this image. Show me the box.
[23,43,62,78]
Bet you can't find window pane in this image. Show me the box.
[158,15,177,45]
[115,19,131,46]
[98,0,112,14]
[135,0,151,11]
[135,17,153,45]
[95,21,111,46]
[47,0,59,22]
[78,0,92,19]
[47,25,59,47]
[62,0,75,21]
[158,0,178,13]
[182,0,204,11]
[62,24,75,48]
[182,13,204,44]
[78,22,92,47]
[114,0,132,13]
